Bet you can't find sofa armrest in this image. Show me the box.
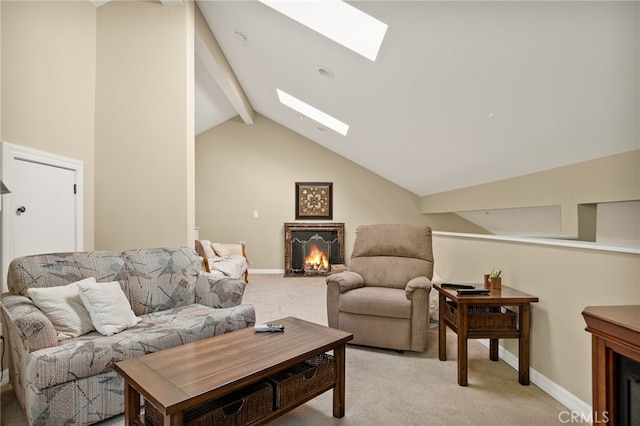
[405,276,432,300]
[1,293,58,353]
[194,274,246,308]
[326,271,365,293]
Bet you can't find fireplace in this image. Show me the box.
[617,354,640,425]
[284,223,345,277]
[583,306,640,426]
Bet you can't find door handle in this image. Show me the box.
[16,206,26,214]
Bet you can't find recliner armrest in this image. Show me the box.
[405,276,432,300]
[326,271,365,292]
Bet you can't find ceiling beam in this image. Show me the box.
[194,4,254,125]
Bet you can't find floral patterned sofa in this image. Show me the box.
[0,247,255,425]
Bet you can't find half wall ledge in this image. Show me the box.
[433,232,640,255]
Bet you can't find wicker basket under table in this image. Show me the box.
[444,301,517,330]
[268,353,336,410]
[144,381,273,426]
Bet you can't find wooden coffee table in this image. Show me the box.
[114,317,353,425]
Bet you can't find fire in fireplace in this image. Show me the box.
[284,223,345,277]
[304,241,329,275]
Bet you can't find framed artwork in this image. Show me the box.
[295,182,333,220]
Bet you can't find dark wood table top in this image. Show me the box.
[114,317,353,415]
[433,283,539,304]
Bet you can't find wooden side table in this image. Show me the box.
[433,283,539,386]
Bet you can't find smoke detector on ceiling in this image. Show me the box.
[318,66,334,79]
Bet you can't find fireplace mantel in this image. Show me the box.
[583,305,640,425]
[284,222,345,277]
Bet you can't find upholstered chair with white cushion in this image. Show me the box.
[195,239,249,282]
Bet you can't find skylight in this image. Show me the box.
[259,0,388,61]
[277,89,349,136]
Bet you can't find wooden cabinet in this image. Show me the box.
[582,305,640,425]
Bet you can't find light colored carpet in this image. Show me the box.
[1,274,569,425]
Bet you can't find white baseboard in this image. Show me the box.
[248,269,284,275]
[478,339,593,423]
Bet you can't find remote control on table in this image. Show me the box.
[456,289,491,295]
[254,323,285,332]
[441,283,476,289]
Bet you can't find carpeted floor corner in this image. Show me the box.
[1,274,570,425]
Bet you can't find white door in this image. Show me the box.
[13,159,77,257]
[1,142,83,293]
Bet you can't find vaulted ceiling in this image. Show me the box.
[195,1,638,197]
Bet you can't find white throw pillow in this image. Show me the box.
[27,278,96,340]
[199,239,216,258]
[211,242,231,257]
[77,280,141,336]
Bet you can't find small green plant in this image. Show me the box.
[489,268,502,278]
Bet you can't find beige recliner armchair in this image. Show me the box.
[326,224,434,352]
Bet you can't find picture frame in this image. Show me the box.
[295,182,333,220]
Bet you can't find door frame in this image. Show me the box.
[0,142,84,293]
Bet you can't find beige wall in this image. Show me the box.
[1,0,97,249]
[424,148,639,405]
[195,114,484,270]
[2,1,197,253]
[94,0,195,251]
[433,234,639,406]
[421,150,640,237]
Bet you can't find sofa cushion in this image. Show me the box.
[351,224,433,261]
[348,224,434,290]
[211,242,231,257]
[26,303,256,390]
[195,276,247,308]
[198,239,216,258]
[338,287,412,319]
[7,251,125,296]
[121,247,200,316]
[26,278,96,340]
[349,257,432,290]
[78,280,141,336]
